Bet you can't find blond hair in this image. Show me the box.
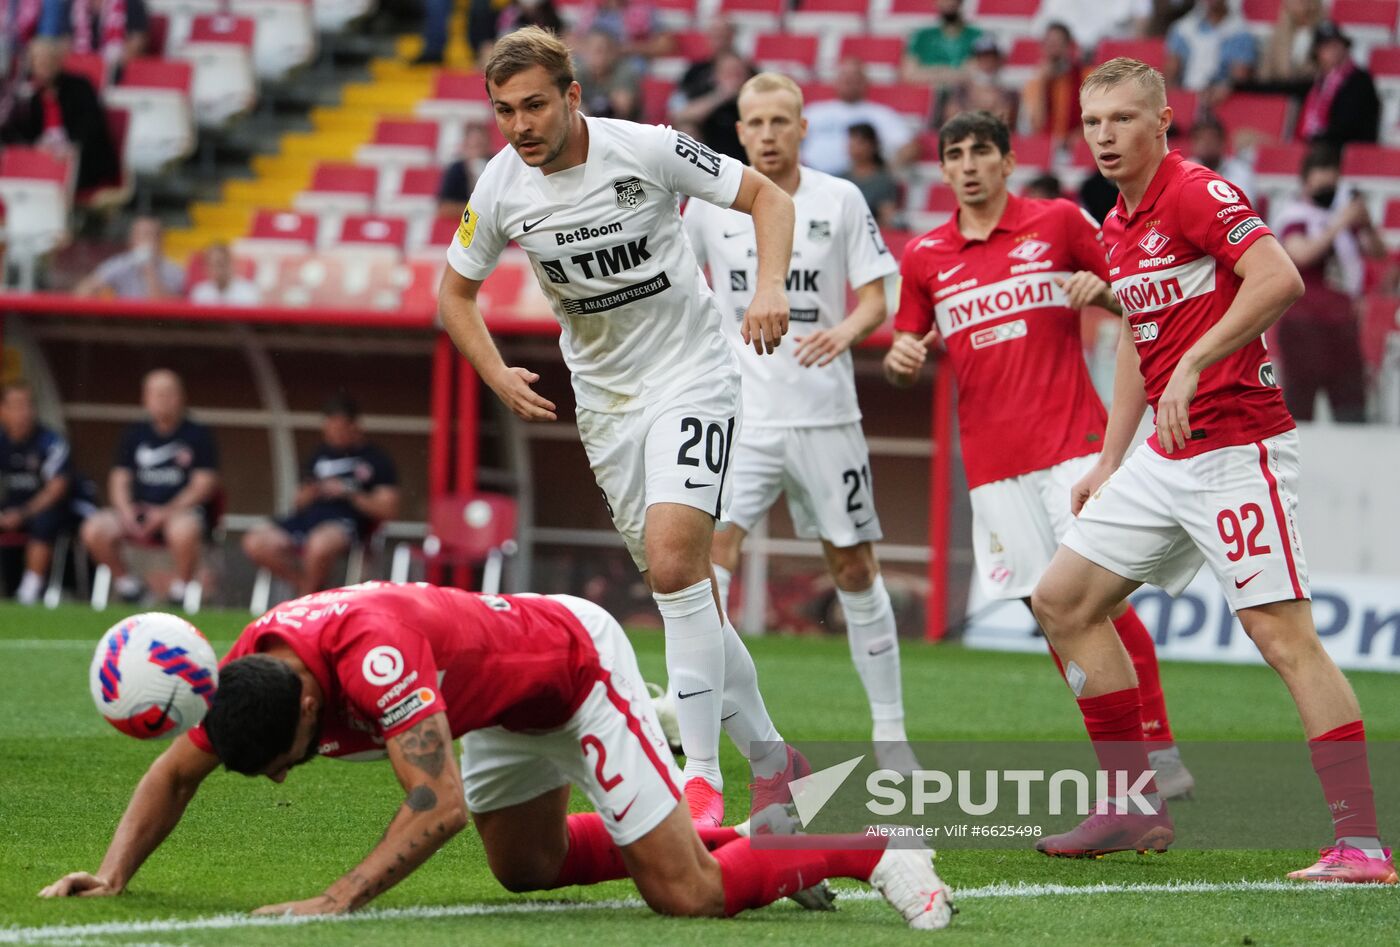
[483,26,574,93]
[738,71,804,115]
[1080,57,1167,110]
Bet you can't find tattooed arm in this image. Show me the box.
[252,712,468,916]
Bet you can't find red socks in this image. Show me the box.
[1076,687,1160,801]
[1309,720,1380,841]
[712,838,883,916]
[551,813,628,887]
[1111,608,1175,747]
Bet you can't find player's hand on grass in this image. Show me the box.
[793,324,856,367]
[1070,461,1115,516]
[1157,361,1201,454]
[742,286,790,355]
[882,330,939,387]
[1055,272,1114,311]
[252,894,347,917]
[486,366,557,422]
[38,871,120,898]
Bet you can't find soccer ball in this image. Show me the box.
[89,613,219,739]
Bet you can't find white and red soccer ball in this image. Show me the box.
[89,613,218,739]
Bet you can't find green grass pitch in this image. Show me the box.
[1,602,1397,945]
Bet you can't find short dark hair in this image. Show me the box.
[203,655,303,775]
[1025,173,1063,199]
[938,110,1011,161]
[322,391,360,420]
[1300,142,1341,179]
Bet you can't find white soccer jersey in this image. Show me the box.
[446,116,745,414]
[682,167,897,428]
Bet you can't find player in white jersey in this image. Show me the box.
[682,73,915,771]
[438,28,801,828]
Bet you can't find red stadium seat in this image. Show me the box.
[671,29,714,62]
[229,0,316,82]
[389,493,518,591]
[1341,144,1400,199]
[1383,199,1400,240]
[923,186,959,212]
[236,209,319,259]
[0,148,71,266]
[753,33,820,78]
[1096,38,1167,69]
[641,76,676,125]
[867,82,934,123]
[337,214,408,255]
[1241,0,1282,29]
[969,0,1043,41]
[1167,89,1201,131]
[62,52,107,91]
[178,14,257,127]
[1332,0,1400,35]
[873,0,941,37]
[1010,133,1054,170]
[653,0,698,30]
[837,35,904,82]
[358,119,440,200]
[720,0,785,32]
[1212,93,1292,146]
[791,0,868,71]
[1253,142,1308,177]
[299,163,377,209]
[416,70,492,124]
[1360,294,1400,370]
[379,165,441,226]
[104,57,195,173]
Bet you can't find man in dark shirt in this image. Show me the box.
[0,381,92,604]
[242,394,399,597]
[80,369,220,604]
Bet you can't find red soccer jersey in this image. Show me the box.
[894,194,1110,489]
[1103,151,1294,459]
[188,584,602,761]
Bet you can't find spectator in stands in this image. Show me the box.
[669,50,751,162]
[939,34,1017,127]
[0,37,118,191]
[674,20,739,109]
[1272,145,1389,422]
[1187,116,1256,200]
[188,243,259,306]
[574,28,641,121]
[0,381,93,606]
[1296,22,1380,148]
[497,0,564,40]
[1024,173,1064,200]
[1165,0,1257,103]
[803,59,916,177]
[1032,0,1150,56]
[842,123,901,228]
[1020,22,1083,149]
[1259,0,1323,88]
[80,369,220,604]
[74,216,183,300]
[903,0,983,83]
[63,0,150,71]
[568,0,671,60]
[242,393,399,597]
[1143,0,1194,37]
[436,123,494,217]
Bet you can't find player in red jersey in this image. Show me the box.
[884,110,1192,798]
[1029,59,1393,881]
[39,583,953,928]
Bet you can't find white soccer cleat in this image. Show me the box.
[874,740,922,777]
[869,841,954,930]
[1148,746,1196,801]
[646,682,683,755]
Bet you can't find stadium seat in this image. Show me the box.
[0,148,72,279]
[908,183,957,232]
[836,35,905,83]
[1371,47,1400,145]
[965,0,1042,41]
[236,209,319,257]
[416,70,492,127]
[177,15,258,128]
[753,33,820,80]
[641,76,677,124]
[1332,0,1400,49]
[1342,144,1400,199]
[1241,0,1282,32]
[357,118,440,201]
[871,0,943,38]
[1360,293,1400,371]
[867,82,935,126]
[103,58,196,174]
[256,251,417,309]
[90,489,224,613]
[312,0,376,32]
[145,0,222,54]
[415,215,461,255]
[1167,89,1201,132]
[791,0,869,73]
[61,52,108,91]
[651,29,713,80]
[1383,199,1400,243]
[1096,38,1167,70]
[379,166,442,242]
[334,214,408,258]
[389,493,518,592]
[1001,37,1042,88]
[1212,93,1292,146]
[653,0,699,30]
[249,521,382,614]
[295,162,378,242]
[229,0,316,82]
[1252,142,1308,205]
[0,530,73,609]
[719,0,785,34]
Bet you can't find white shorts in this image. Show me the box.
[1063,431,1310,613]
[969,453,1099,600]
[726,423,883,548]
[576,375,741,571]
[459,595,683,846]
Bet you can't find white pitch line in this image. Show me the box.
[2,880,1386,944]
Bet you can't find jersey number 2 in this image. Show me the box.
[580,734,623,791]
[842,465,871,512]
[1217,503,1272,562]
[677,417,730,473]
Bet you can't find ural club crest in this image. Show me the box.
[808,220,832,241]
[1007,239,1050,262]
[613,176,647,208]
[1138,228,1170,255]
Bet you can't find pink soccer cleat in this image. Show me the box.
[1035,809,1174,858]
[1287,845,1398,884]
[750,745,813,817]
[684,777,724,828]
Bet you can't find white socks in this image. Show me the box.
[655,578,725,790]
[713,564,734,617]
[719,619,786,780]
[837,575,908,743]
[16,570,43,606]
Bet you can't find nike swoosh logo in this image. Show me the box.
[1234,570,1263,589]
[854,516,875,529]
[611,795,639,821]
[677,688,713,700]
[684,478,712,489]
[312,458,360,479]
[522,214,553,233]
[722,230,748,239]
[146,690,178,733]
[937,263,965,280]
[134,443,183,468]
[868,642,894,657]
